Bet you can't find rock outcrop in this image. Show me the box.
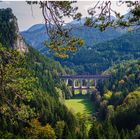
[14,34,28,53]
[0,8,28,53]
[12,11,28,53]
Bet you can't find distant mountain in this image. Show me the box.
[21,18,140,75]
[57,27,140,74]
[21,24,49,53]
[21,18,126,54]
[27,24,45,32]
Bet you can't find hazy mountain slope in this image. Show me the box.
[21,22,140,75]
[21,21,124,54]
[57,28,140,74]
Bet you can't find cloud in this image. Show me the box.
[0,1,44,31]
[0,1,129,31]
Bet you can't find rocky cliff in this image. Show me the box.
[14,34,28,53]
[0,8,28,53]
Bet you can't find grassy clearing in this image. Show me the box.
[65,95,95,116]
[65,95,95,133]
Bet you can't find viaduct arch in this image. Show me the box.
[60,74,111,95]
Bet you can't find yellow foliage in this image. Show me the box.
[54,53,69,59]
[127,27,133,32]
[41,124,56,139]
[115,92,122,97]
[116,88,140,112]
[103,90,112,100]
[78,39,85,46]
[119,79,125,84]
[25,119,56,139]
[55,121,65,138]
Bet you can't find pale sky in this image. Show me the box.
[0,1,129,31]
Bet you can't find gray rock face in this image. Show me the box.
[14,34,28,53]
[12,14,28,53]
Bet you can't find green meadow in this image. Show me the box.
[65,94,95,116]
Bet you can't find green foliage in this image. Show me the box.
[1,6,140,139]
[103,90,112,100]
[0,8,79,137]
[0,43,36,122]
[75,113,89,139]
[60,28,140,74]
[89,119,104,139]
[46,37,84,59]
[0,8,17,48]
[89,60,140,139]
[0,42,79,138]
[0,38,79,139]
[65,95,94,115]
[112,88,140,130]
[89,118,132,139]
[55,121,65,138]
[27,1,140,57]
[0,131,15,139]
[25,119,56,139]
[98,60,140,97]
[132,125,140,138]
[80,59,139,139]
[28,1,84,58]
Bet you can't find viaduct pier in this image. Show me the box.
[60,74,111,95]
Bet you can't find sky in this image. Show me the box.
[0,1,129,31]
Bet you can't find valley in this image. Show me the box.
[0,4,140,139]
[65,95,95,115]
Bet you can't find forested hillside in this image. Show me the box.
[88,60,140,138]
[58,28,140,74]
[22,18,140,75]
[0,8,86,139]
[0,7,140,139]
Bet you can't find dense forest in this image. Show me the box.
[57,28,140,74]
[89,60,140,138]
[0,8,140,139]
[0,8,87,139]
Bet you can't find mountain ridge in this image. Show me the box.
[21,22,125,54]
